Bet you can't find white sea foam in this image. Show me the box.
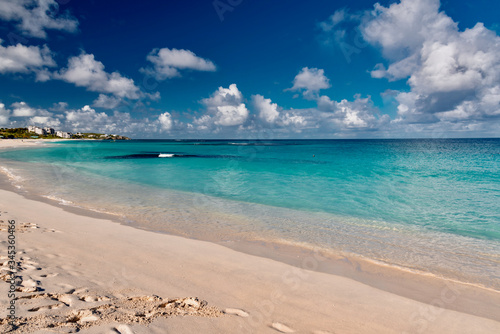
[0,166,24,188]
[158,153,175,158]
[43,195,74,206]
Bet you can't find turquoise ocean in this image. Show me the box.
[0,139,499,289]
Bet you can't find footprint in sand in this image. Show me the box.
[0,270,16,282]
[224,308,249,317]
[17,277,43,292]
[57,283,75,291]
[3,293,222,333]
[1,256,41,283]
[67,287,111,302]
[18,292,75,307]
[21,278,39,286]
[57,294,78,307]
[17,293,46,300]
[271,322,296,333]
[67,309,100,324]
[20,264,42,272]
[0,222,40,233]
[28,303,64,312]
[22,258,38,265]
[80,295,111,302]
[16,286,43,293]
[72,287,89,295]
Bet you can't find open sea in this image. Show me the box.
[1,139,499,289]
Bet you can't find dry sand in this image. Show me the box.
[0,139,62,150]
[1,139,499,333]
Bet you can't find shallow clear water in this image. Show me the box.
[1,139,499,288]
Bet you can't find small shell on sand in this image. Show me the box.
[224,308,249,317]
[271,322,295,333]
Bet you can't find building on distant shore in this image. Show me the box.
[56,131,72,139]
[28,126,47,135]
[28,125,73,138]
[2,127,128,140]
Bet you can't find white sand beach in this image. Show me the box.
[0,139,62,150]
[0,140,499,333]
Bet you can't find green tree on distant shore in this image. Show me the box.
[0,128,130,140]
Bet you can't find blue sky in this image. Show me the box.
[0,0,499,138]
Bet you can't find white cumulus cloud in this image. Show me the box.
[0,0,78,38]
[252,94,280,124]
[0,103,9,125]
[0,39,55,78]
[65,105,108,130]
[199,83,249,127]
[288,67,331,98]
[62,105,159,135]
[29,115,61,127]
[11,101,52,117]
[158,112,173,131]
[214,104,249,127]
[316,94,390,133]
[4,101,61,128]
[3,100,176,136]
[56,53,140,99]
[361,0,500,125]
[92,94,123,110]
[142,48,216,80]
[280,111,308,129]
[11,101,36,116]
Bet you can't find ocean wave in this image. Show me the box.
[167,142,298,146]
[228,142,279,146]
[105,153,239,159]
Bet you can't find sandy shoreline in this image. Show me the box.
[0,139,63,149]
[1,139,500,333]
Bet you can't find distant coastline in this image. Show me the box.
[0,127,130,140]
